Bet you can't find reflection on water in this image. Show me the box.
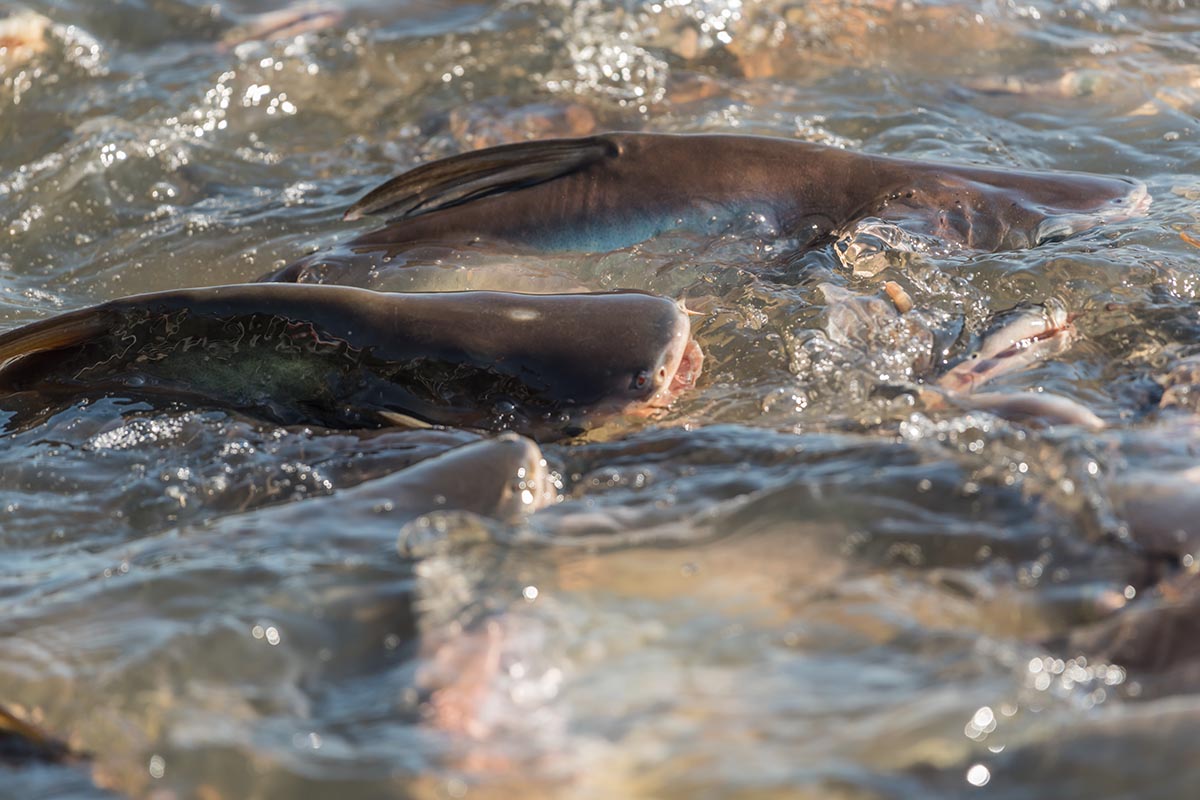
[1,0,1199,797]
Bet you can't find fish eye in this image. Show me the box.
[631,370,651,391]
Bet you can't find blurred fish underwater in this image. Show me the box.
[1,0,1199,798]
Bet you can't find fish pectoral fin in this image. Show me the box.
[343,136,619,222]
[376,409,435,429]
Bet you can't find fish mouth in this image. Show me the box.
[937,312,1077,394]
[1095,178,1152,222]
[661,335,704,404]
[647,311,704,410]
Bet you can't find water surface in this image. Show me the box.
[2,0,1200,797]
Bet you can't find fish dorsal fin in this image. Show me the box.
[343,136,620,222]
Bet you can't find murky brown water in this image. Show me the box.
[2,0,1200,797]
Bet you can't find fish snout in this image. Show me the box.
[490,432,558,515]
[1033,178,1151,245]
[1104,179,1153,221]
[645,307,704,410]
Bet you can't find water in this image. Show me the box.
[1,0,1199,796]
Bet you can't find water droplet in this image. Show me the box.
[966,764,990,787]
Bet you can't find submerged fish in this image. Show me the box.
[831,295,1107,429]
[1063,569,1200,698]
[929,301,1106,429]
[1111,467,1200,561]
[0,285,702,440]
[226,433,555,536]
[266,132,1149,280]
[817,284,1103,429]
[218,2,344,52]
[940,389,1106,431]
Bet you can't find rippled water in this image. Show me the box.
[2,0,1200,797]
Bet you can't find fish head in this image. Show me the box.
[1026,174,1151,246]
[386,433,556,528]
[369,290,704,439]
[937,301,1077,394]
[588,295,703,416]
[882,168,1151,252]
[629,306,705,412]
[482,292,703,433]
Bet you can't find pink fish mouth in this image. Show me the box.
[645,301,704,410]
[651,335,704,408]
[622,308,704,420]
[937,309,1076,394]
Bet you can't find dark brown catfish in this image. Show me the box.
[0,285,701,440]
[266,132,1149,280]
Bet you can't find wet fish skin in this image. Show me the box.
[0,284,699,441]
[362,433,555,525]
[275,132,1151,273]
[226,434,554,536]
